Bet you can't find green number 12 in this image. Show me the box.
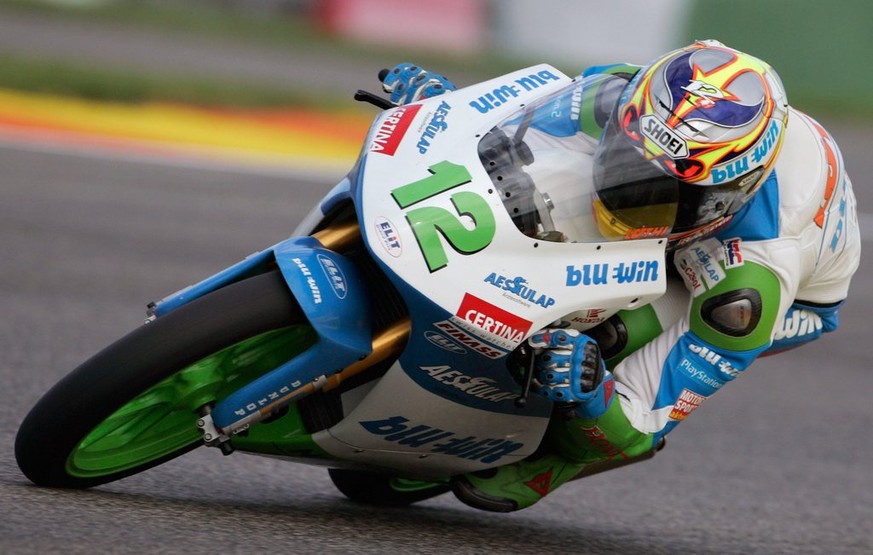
[390,161,495,272]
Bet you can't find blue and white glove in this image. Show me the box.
[381,63,456,105]
[529,329,615,419]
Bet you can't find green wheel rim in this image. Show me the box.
[66,325,315,478]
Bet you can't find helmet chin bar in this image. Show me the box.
[669,215,733,251]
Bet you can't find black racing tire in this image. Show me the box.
[15,271,305,489]
[328,468,450,506]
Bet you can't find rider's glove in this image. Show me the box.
[529,329,615,419]
[380,63,456,105]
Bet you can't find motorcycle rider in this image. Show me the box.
[380,40,861,512]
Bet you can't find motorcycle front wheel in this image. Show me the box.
[15,271,314,489]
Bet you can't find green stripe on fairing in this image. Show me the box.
[578,64,640,139]
[578,83,603,140]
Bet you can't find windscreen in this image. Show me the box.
[477,75,677,244]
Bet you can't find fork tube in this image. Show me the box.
[312,219,361,252]
[323,317,411,393]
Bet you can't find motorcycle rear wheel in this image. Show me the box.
[15,271,313,489]
[328,468,450,506]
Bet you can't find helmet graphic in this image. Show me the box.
[593,40,789,249]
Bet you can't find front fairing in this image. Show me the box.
[306,65,665,476]
[145,69,671,476]
[312,68,673,474]
[357,67,668,343]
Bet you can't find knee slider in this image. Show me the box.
[700,288,763,337]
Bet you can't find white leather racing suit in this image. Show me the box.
[610,106,861,446]
[542,67,861,462]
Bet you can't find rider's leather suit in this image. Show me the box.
[532,64,861,462]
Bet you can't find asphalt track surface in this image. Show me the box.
[1,121,872,555]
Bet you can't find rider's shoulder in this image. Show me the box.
[774,107,849,219]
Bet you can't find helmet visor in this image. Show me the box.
[593,115,679,240]
[594,109,756,241]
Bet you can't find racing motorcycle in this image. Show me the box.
[15,65,671,507]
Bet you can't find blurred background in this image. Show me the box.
[1,0,871,106]
[0,0,870,175]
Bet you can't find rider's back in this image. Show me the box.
[770,108,860,304]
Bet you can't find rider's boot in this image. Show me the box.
[451,396,655,512]
[451,448,586,513]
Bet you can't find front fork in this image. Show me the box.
[196,221,411,449]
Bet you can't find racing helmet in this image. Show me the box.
[592,40,789,249]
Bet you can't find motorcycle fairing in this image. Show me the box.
[145,67,670,474]
[366,273,553,416]
[351,66,667,414]
[312,364,550,479]
[298,67,671,474]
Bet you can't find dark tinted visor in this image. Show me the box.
[594,109,756,238]
[593,113,679,236]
